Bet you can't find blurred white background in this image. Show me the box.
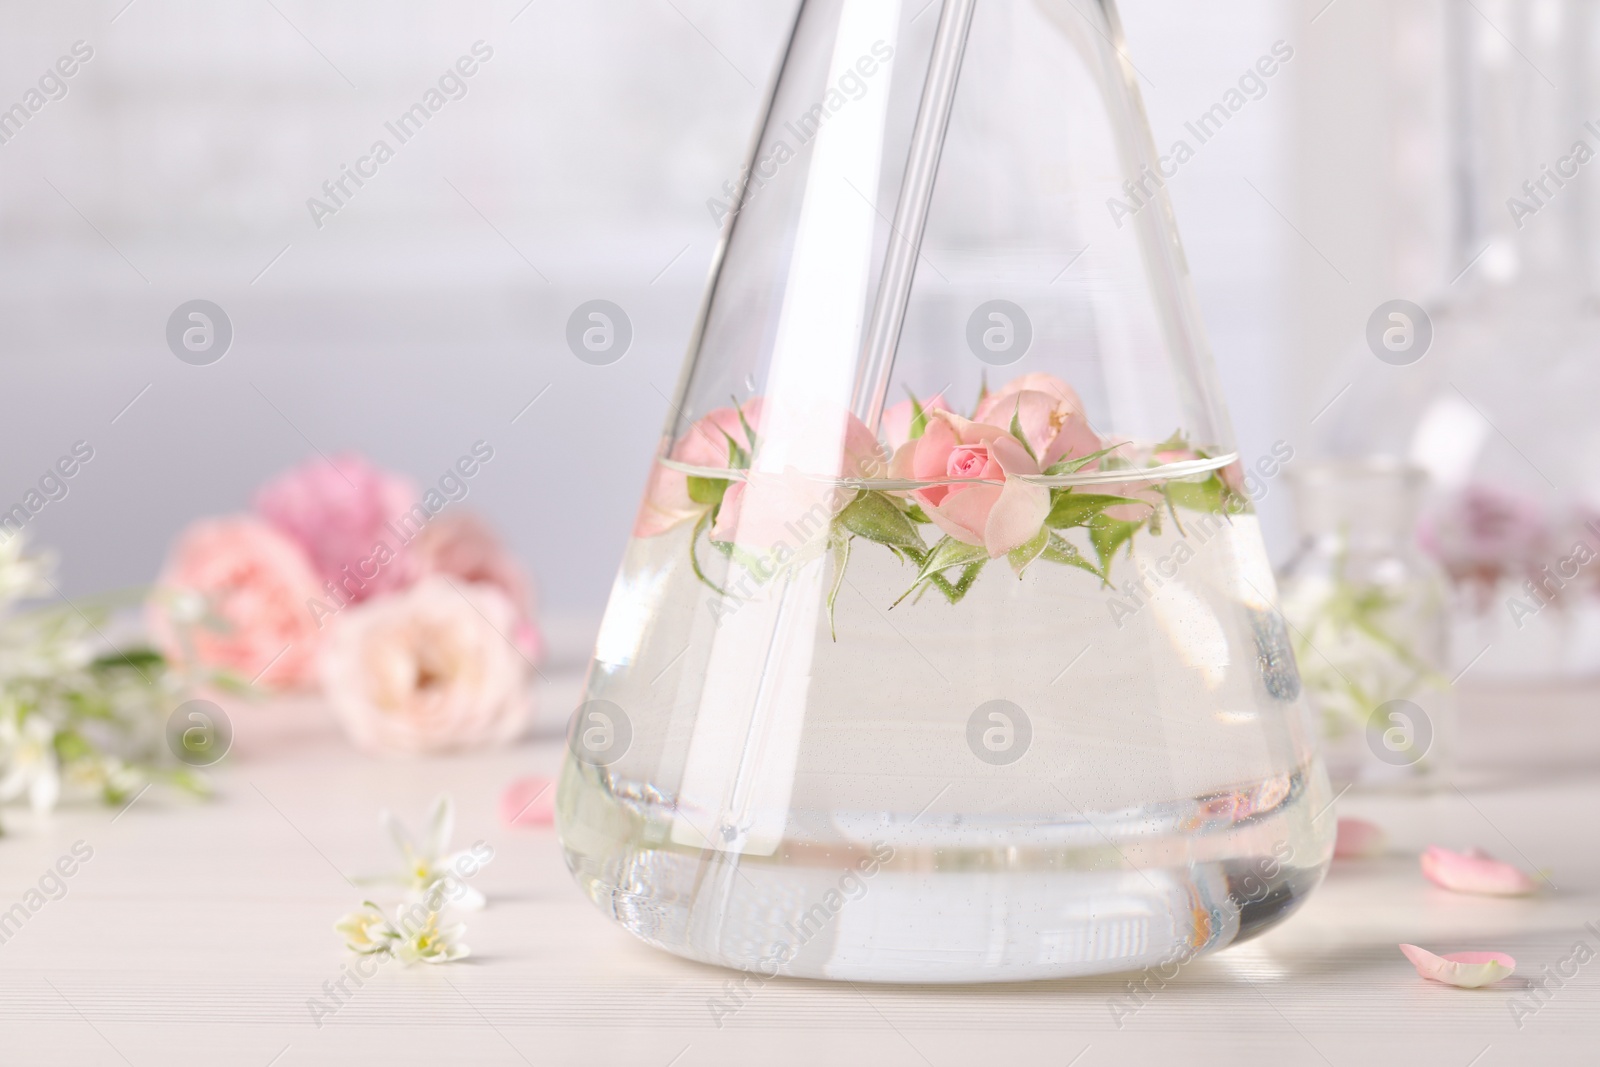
[0,0,1448,636]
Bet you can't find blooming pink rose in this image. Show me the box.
[319,577,534,755]
[147,516,324,690]
[254,453,419,603]
[983,372,1085,410]
[975,384,1102,470]
[633,400,763,538]
[889,411,1049,557]
[881,393,951,452]
[410,513,542,662]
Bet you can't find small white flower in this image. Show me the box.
[392,908,470,965]
[334,900,469,965]
[335,901,399,955]
[0,713,61,814]
[368,794,489,910]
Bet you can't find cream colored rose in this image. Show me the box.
[320,577,533,754]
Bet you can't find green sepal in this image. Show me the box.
[1006,526,1050,576]
[687,476,730,508]
[915,536,988,580]
[906,391,930,441]
[1042,443,1128,477]
[1009,405,1039,464]
[733,401,760,459]
[931,561,986,604]
[893,537,988,607]
[837,491,927,552]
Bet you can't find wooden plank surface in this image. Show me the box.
[1,680,1596,1066]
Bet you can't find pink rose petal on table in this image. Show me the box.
[1333,818,1387,860]
[1399,944,1516,988]
[500,776,557,827]
[1420,845,1539,896]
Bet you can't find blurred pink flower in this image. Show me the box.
[320,577,533,755]
[881,393,951,452]
[634,400,763,539]
[889,411,1048,558]
[410,513,542,662]
[1333,817,1387,860]
[147,516,324,690]
[255,453,418,603]
[1418,484,1549,592]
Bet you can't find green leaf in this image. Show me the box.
[89,648,164,673]
[710,425,751,471]
[837,491,927,551]
[1042,443,1129,477]
[687,476,730,508]
[1088,514,1143,583]
[1041,533,1104,579]
[1045,491,1150,530]
[826,536,851,641]
[52,729,93,763]
[1006,526,1049,576]
[1165,475,1226,515]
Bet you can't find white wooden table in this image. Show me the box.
[1,673,1597,1067]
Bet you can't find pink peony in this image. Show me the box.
[147,516,324,690]
[889,411,1049,558]
[319,577,534,755]
[254,453,419,603]
[634,400,763,539]
[410,513,542,662]
[975,377,1102,470]
[881,393,951,452]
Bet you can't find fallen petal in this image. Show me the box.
[1334,818,1386,860]
[1421,845,1538,896]
[1399,943,1516,988]
[500,776,557,827]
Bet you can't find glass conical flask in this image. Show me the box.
[558,0,1333,982]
